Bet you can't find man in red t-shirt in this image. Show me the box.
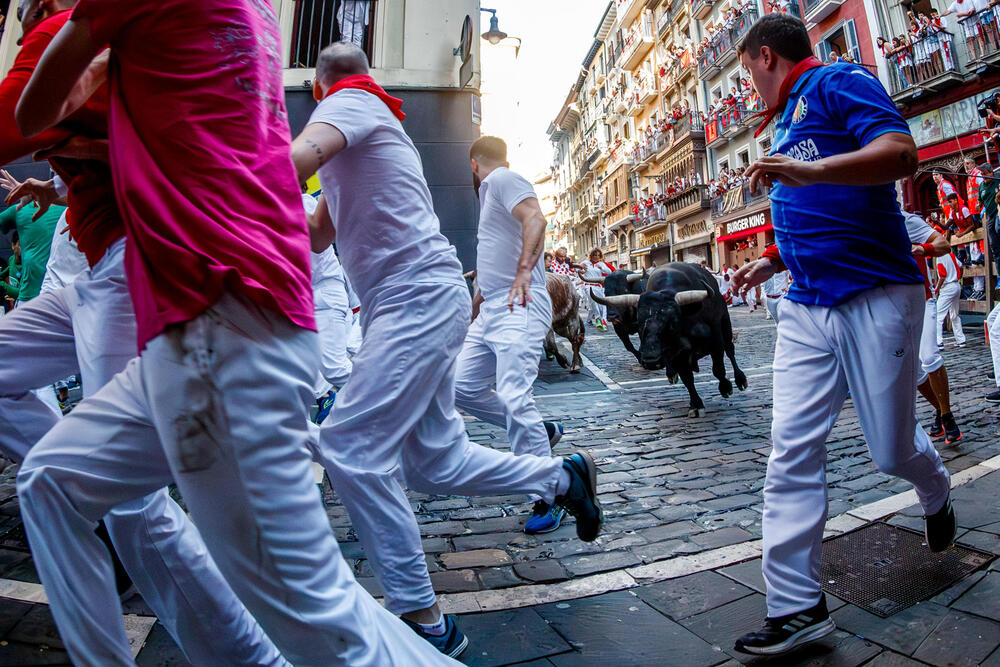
[14,1,451,665]
[0,3,281,664]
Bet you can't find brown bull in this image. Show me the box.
[544,273,585,373]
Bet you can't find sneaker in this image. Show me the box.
[942,412,962,444]
[554,452,603,542]
[927,412,944,438]
[314,393,335,425]
[988,371,996,380]
[544,421,564,449]
[734,596,836,656]
[599,319,609,331]
[403,615,469,659]
[988,390,1000,402]
[925,496,956,553]
[524,500,566,534]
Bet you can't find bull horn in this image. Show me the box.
[592,276,605,285]
[625,272,644,284]
[591,290,640,308]
[674,290,709,306]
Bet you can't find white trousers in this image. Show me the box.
[313,282,564,614]
[746,287,758,309]
[918,297,944,385]
[988,303,1000,388]
[455,289,552,458]
[312,277,353,397]
[765,295,783,323]
[17,292,455,666]
[346,309,363,357]
[764,285,950,617]
[0,241,283,666]
[586,284,607,322]
[936,282,966,345]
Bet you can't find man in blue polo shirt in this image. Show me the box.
[732,14,954,656]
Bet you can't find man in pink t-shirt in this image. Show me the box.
[14,1,458,665]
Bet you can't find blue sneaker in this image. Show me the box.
[524,500,566,534]
[402,615,469,659]
[314,393,335,424]
[544,421,564,449]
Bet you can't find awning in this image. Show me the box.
[607,215,634,233]
[716,223,772,243]
[631,247,652,257]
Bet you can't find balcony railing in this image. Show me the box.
[662,185,711,218]
[959,8,1000,62]
[883,30,963,96]
[290,0,376,69]
[697,8,758,78]
[710,184,770,219]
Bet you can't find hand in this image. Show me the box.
[745,154,821,190]
[732,258,778,292]
[507,271,533,311]
[3,172,59,221]
[912,244,926,256]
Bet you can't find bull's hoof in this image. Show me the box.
[570,365,582,374]
[687,407,705,418]
[555,356,569,369]
[735,372,748,391]
[668,374,679,385]
[719,378,733,398]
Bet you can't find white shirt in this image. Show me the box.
[937,253,961,284]
[764,270,791,296]
[580,259,615,284]
[475,167,546,299]
[308,89,464,304]
[40,210,88,294]
[302,193,345,289]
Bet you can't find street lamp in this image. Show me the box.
[481,8,508,45]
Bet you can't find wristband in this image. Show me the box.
[761,244,787,271]
[919,242,935,256]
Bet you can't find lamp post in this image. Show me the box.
[481,8,508,45]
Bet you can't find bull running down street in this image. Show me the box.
[1,307,998,664]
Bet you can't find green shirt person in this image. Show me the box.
[1,233,22,303]
[0,200,65,302]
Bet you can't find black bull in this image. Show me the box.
[593,263,747,417]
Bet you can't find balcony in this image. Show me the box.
[656,113,706,158]
[634,203,669,232]
[614,93,628,115]
[802,0,846,26]
[620,14,656,70]
[718,104,753,138]
[960,8,1000,66]
[710,184,770,219]
[616,0,645,27]
[692,0,714,20]
[886,30,965,101]
[662,185,711,220]
[638,80,658,105]
[698,8,758,80]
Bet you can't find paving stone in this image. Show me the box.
[512,560,568,584]
[561,550,641,577]
[452,532,524,551]
[429,569,479,593]
[0,641,71,665]
[930,570,988,607]
[950,571,1000,620]
[634,571,754,620]
[831,601,950,654]
[630,539,702,563]
[418,520,467,537]
[477,566,523,589]
[0,598,33,637]
[440,549,512,569]
[956,529,1000,555]
[912,610,1000,667]
[689,527,755,549]
[677,592,767,658]
[717,559,766,594]
[424,498,470,511]
[863,653,929,667]
[6,605,64,649]
[135,622,190,666]
[636,521,703,542]
[536,590,721,666]
[458,607,571,667]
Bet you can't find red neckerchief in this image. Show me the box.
[324,74,406,121]
[752,56,824,138]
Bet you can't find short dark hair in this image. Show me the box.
[946,193,959,200]
[470,136,507,164]
[737,13,813,63]
[316,42,370,86]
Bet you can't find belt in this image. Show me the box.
[584,282,603,287]
[766,294,783,299]
[351,307,360,314]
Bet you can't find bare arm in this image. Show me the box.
[291,123,347,186]
[913,230,951,258]
[17,18,101,137]
[308,193,336,254]
[747,132,917,190]
[506,197,546,310]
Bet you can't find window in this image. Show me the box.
[737,149,749,167]
[718,158,729,176]
[814,19,861,64]
[289,0,376,69]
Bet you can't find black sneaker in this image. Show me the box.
[95,520,136,602]
[554,452,603,542]
[942,412,962,444]
[925,496,956,553]
[927,412,944,438]
[402,615,469,659]
[544,421,564,449]
[987,390,1000,402]
[988,371,996,380]
[734,595,836,655]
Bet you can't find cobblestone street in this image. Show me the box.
[1,308,998,665]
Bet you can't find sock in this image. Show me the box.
[555,468,571,498]
[417,615,447,636]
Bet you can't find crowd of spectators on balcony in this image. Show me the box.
[695,0,756,58]
[704,79,762,132]
[876,9,958,91]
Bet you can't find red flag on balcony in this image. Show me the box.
[706,120,718,143]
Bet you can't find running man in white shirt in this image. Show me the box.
[454,137,567,535]
[578,248,615,330]
[290,43,602,659]
[934,250,967,347]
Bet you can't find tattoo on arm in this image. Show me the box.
[306,139,325,169]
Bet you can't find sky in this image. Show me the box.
[481,0,613,178]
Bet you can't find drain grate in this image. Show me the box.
[821,522,993,617]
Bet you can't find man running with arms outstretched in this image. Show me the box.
[731,14,953,656]
[290,43,602,658]
[15,2,461,664]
